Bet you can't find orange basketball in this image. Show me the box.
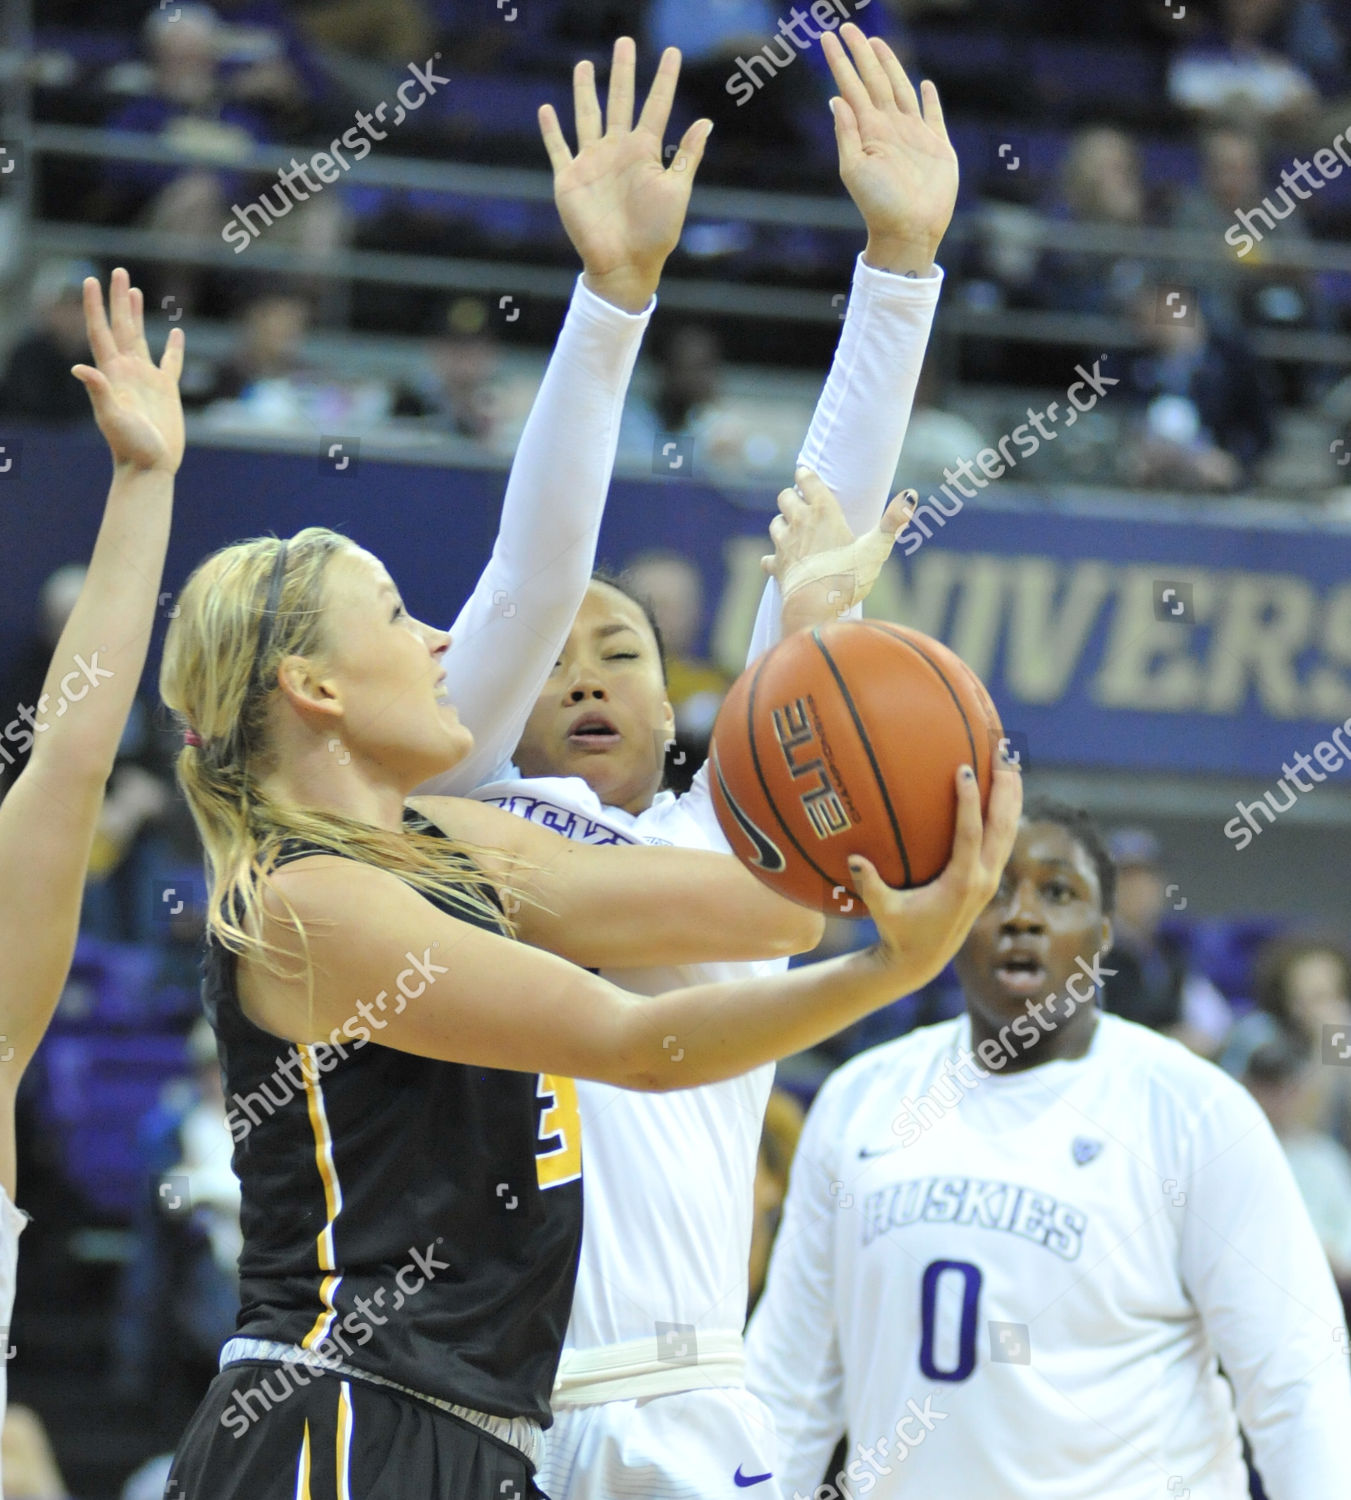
[708,621,1004,916]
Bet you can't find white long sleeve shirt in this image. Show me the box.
[746,1013,1351,1500]
[435,255,943,1363]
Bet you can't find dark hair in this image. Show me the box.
[589,566,668,683]
[1020,796,1117,916]
[1244,1033,1305,1088]
[1252,935,1351,1028]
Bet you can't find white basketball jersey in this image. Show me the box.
[474,770,779,1351]
[748,1013,1351,1500]
[0,1187,25,1494]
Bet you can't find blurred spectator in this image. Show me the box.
[393,296,503,445]
[1,560,183,936]
[1167,0,1327,136]
[0,260,98,425]
[201,292,313,403]
[106,0,319,134]
[102,6,268,313]
[1171,126,1324,346]
[0,1405,70,1500]
[290,0,435,66]
[1221,935,1351,1147]
[198,293,392,433]
[1116,282,1275,490]
[1037,127,1164,319]
[1098,828,1233,1055]
[646,0,828,188]
[1244,1034,1351,1286]
[1,563,91,791]
[619,323,804,478]
[749,1086,804,1312]
[111,1018,240,1406]
[621,549,730,783]
[896,361,989,487]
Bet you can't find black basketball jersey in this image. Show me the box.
[203,812,584,1424]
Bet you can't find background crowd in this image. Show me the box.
[2,0,1350,1495]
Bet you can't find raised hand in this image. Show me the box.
[822,23,958,274]
[764,466,914,631]
[71,268,185,474]
[538,37,713,312]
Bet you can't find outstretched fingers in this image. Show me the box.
[82,276,117,368]
[129,284,153,362]
[572,58,602,148]
[919,78,949,142]
[108,267,137,354]
[605,35,636,136]
[868,35,920,116]
[537,102,574,172]
[664,116,712,180]
[636,45,681,142]
[839,22,893,113]
[820,28,873,121]
[159,325,186,382]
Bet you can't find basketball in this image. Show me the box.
[708,621,1004,916]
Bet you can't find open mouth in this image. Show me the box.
[993,953,1048,997]
[567,712,622,751]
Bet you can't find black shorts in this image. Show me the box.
[166,1362,550,1500]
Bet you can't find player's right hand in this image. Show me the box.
[850,759,1022,984]
[71,268,185,475]
[822,23,957,273]
[538,38,713,313]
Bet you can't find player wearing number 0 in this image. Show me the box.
[414,25,959,1500]
[0,271,184,1493]
[746,800,1351,1500]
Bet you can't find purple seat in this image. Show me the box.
[1028,39,1162,114]
[57,936,162,1029]
[39,1032,191,1219]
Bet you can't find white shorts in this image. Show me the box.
[538,1385,782,1500]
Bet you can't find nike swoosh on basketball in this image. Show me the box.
[712,747,786,873]
[734,1467,774,1488]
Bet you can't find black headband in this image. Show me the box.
[252,540,290,690]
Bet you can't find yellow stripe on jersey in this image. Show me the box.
[300,1045,345,1349]
[535,1073,582,1189]
[294,1418,312,1500]
[336,1381,354,1499]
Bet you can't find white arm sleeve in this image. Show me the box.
[1176,1079,1351,1497]
[742,255,943,668]
[418,276,653,796]
[686,256,943,810]
[746,1080,849,1497]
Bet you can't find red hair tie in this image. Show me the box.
[183,728,203,748]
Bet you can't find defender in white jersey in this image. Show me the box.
[0,272,185,1483]
[747,799,1351,1500]
[420,27,963,1498]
